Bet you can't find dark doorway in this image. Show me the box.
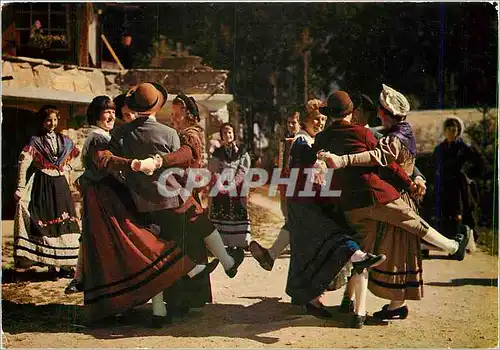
[2,107,39,219]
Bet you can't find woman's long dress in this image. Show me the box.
[285,130,356,305]
[155,125,214,310]
[209,145,252,248]
[14,132,81,268]
[364,131,424,301]
[80,128,196,322]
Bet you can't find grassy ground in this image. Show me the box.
[476,227,499,255]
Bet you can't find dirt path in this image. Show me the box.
[2,191,498,348]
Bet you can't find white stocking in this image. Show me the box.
[74,243,84,282]
[205,229,235,270]
[344,279,355,301]
[268,228,290,260]
[422,227,458,254]
[352,270,368,317]
[152,292,166,317]
[187,264,206,278]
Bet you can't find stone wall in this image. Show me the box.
[2,57,109,95]
[121,68,229,95]
[2,56,229,99]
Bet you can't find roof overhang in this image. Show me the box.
[2,88,234,111]
[2,86,95,105]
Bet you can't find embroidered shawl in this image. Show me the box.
[23,132,79,171]
[386,121,417,157]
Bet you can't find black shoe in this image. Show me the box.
[151,315,171,329]
[373,304,409,320]
[60,267,75,279]
[339,297,355,314]
[305,302,333,319]
[352,253,386,274]
[449,227,471,261]
[192,259,219,281]
[249,241,274,271]
[64,279,83,294]
[48,267,59,281]
[225,248,245,278]
[351,314,366,328]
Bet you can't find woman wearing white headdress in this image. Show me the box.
[318,84,471,321]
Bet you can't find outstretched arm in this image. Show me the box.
[93,148,161,175]
[161,128,203,168]
[161,145,194,168]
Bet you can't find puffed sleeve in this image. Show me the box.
[162,128,203,168]
[378,135,402,164]
[88,135,133,172]
[16,146,34,189]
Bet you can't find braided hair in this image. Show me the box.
[172,94,200,123]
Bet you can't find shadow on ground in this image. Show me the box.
[2,268,64,283]
[426,278,498,287]
[2,297,388,343]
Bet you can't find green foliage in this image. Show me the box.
[476,227,498,255]
[465,109,498,230]
[135,3,497,148]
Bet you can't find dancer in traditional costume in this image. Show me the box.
[338,90,426,319]
[77,95,217,325]
[118,83,243,327]
[253,99,385,321]
[156,94,226,317]
[315,90,470,326]
[209,123,252,252]
[64,93,137,294]
[14,105,80,278]
[249,101,322,270]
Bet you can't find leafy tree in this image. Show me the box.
[133,3,497,127]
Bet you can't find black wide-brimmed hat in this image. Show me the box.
[125,82,168,114]
[319,91,354,119]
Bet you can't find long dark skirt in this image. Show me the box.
[286,200,357,305]
[81,176,195,322]
[14,171,80,268]
[144,196,213,310]
[210,194,251,248]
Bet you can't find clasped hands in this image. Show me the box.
[130,154,163,175]
[316,151,348,169]
[317,151,427,201]
[410,176,427,201]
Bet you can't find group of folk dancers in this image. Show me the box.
[13,82,470,329]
